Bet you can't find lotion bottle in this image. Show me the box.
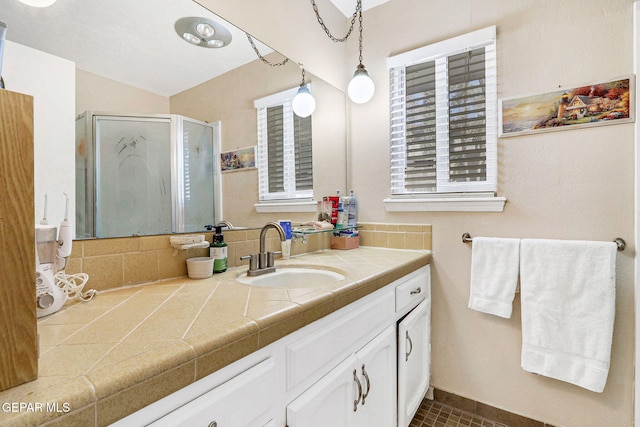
[336,202,345,229]
[347,189,358,227]
[210,226,228,273]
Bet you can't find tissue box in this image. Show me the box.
[330,235,359,250]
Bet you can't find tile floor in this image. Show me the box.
[410,398,509,427]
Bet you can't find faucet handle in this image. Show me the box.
[266,251,281,268]
[240,254,258,271]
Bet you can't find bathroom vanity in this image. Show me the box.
[0,247,431,426]
[119,264,430,427]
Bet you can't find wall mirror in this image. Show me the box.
[1,0,347,238]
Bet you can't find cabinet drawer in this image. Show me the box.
[286,291,394,391]
[395,265,430,313]
[149,358,276,426]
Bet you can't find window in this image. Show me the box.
[254,87,313,204]
[385,26,505,212]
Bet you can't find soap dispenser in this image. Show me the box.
[210,226,228,273]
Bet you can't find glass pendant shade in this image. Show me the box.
[17,0,56,6]
[348,65,375,104]
[292,84,316,118]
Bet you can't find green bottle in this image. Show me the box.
[210,226,228,273]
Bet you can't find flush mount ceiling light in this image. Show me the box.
[174,17,232,49]
[310,0,374,104]
[17,0,56,7]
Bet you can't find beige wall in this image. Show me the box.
[73,1,635,423]
[170,53,347,228]
[196,0,350,90]
[76,69,170,115]
[345,0,633,426]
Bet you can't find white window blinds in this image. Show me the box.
[255,87,313,201]
[388,26,497,196]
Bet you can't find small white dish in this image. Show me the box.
[186,257,213,279]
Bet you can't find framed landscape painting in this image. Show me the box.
[220,146,256,173]
[499,76,634,137]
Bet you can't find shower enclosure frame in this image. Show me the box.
[76,112,221,239]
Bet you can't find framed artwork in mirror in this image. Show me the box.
[221,146,256,173]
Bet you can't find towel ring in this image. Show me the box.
[462,233,626,252]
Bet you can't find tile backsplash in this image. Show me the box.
[66,223,432,292]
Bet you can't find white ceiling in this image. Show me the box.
[329,0,391,17]
[0,0,388,97]
[0,0,274,97]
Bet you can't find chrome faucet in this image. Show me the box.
[216,220,234,230]
[240,221,286,276]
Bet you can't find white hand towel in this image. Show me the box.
[468,237,520,318]
[520,239,617,393]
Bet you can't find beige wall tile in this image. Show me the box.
[406,232,425,250]
[224,229,248,242]
[124,251,159,285]
[82,255,124,292]
[69,223,431,293]
[139,235,170,251]
[158,248,188,280]
[371,231,388,247]
[388,232,406,249]
[83,238,138,257]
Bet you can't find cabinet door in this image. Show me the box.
[150,358,276,427]
[355,325,396,427]
[286,355,358,427]
[398,298,431,427]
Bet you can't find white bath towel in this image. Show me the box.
[468,237,520,318]
[519,239,617,393]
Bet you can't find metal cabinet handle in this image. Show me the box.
[207,422,217,427]
[410,287,422,295]
[353,369,363,412]
[405,330,413,362]
[361,364,371,405]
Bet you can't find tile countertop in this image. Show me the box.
[0,247,431,426]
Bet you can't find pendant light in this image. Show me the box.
[292,67,316,118]
[246,33,313,116]
[347,4,374,104]
[310,0,374,104]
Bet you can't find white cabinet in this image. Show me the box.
[117,265,431,427]
[354,325,397,427]
[398,298,431,427]
[149,358,276,427]
[286,326,396,427]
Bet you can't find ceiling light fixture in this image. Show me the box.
[292,67,316,118]
[247,34,313,116]
[347,5,374,104]
[310,0,374,104]
[17,0,57,7]
[174,17,232,49]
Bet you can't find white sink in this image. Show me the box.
[236,267,345,288]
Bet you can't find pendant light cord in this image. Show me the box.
[300,67,307,86]
[357,5,363,65]
[246,33,289,67]
[310,0,362,43]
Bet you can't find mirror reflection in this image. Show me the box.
[1,0,347,238]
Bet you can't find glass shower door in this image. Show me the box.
[174,117,216,233]
[95,116,172,237]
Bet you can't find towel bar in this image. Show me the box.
[461,233,626,252]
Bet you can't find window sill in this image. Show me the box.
[383,196,506,212]
[254,200,317,213]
